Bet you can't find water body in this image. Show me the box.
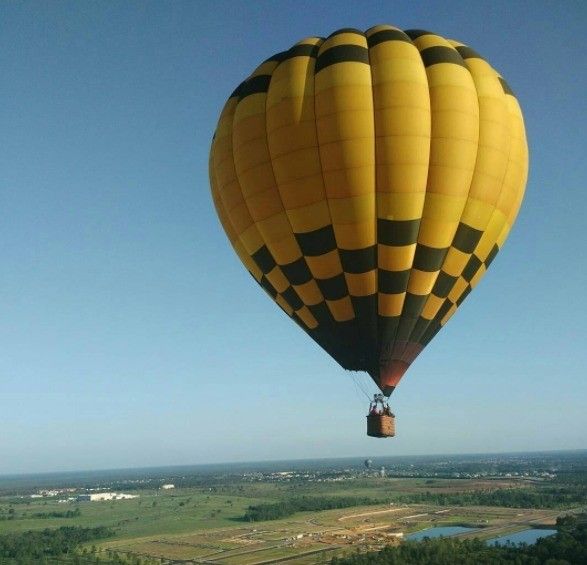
[488,528,557,546]
[406,526,478,541]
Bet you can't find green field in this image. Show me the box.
[0,490,269,538]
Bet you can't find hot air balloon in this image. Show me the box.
[209,26,528,437]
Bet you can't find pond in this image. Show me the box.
[487,528,557,546]
[406,526,478,541]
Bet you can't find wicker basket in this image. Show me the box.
[367,414,395,438]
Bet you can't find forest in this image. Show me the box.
[394,483,587,509]
[0,526,113,560]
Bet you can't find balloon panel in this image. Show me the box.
[210,26,528,395]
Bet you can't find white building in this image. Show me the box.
[160,484,175,490]
[77,492,139,502]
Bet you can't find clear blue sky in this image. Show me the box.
[1,1,586,475]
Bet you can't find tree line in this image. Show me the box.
[31,508,82,519]
[243,495,384,521]
[0,507,81,520]
[393,484,587,509]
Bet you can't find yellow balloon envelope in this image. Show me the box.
[209,26,528,397]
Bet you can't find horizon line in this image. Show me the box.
[2,447,586,480]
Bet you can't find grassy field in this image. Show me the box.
[0,489,271,538]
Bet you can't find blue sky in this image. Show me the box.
[1,1,586,474]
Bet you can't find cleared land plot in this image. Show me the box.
[99,503,562,563]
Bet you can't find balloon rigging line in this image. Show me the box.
[350,371,372,403]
